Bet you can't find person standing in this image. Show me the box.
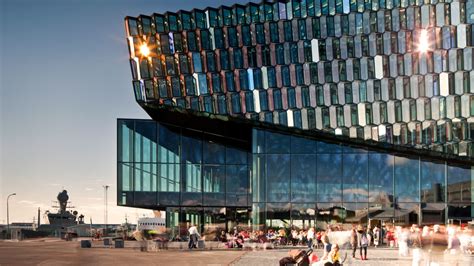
[350,227,358,258]
[307,227,315,248]
[357,225,369,260]
[188,224,200,250]
[373,226,380,248]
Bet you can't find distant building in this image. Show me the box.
[118,0,474,240]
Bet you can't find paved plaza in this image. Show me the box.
[0,239,472,266]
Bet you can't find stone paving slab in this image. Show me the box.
[0,239,472,266]
[231,247,474,266]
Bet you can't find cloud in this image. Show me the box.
[85,197,103,201]
[18,200,37,205]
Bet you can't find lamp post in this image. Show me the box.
[7,193,16,238]
[103,185,109,236]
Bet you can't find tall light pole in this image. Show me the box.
[7,193,16,238]
[103,185,109,236]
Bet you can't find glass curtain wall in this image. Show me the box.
[117,119,250,239]
[119,120,473,235]
[251,128,473,231]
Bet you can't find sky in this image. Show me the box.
[0,0,250,225]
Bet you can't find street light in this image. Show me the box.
[7,193,16,238]
[103,185,109,236]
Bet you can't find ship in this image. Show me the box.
[46,190,82,227]
[37,190,84,235]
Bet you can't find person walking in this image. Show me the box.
[357,225,369,260]
[188,224,200,250]
[350,227,358,258]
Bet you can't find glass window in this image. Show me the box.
[219,50,229,70]
[180,12,192,31]
[394,156,420,202]
[284,21,293,42]
[256,24,265,44]
[207,8,219,27]
[291,154,317,202]
[158,125,180,164]
[317,154,343,202]
[343,153,369,202]
[226,165,249,206]
[266,202,291,228]
[194,10,207,29]
[214,28,225,49]
[220,7,232,26]
[181,163,202,205]
[200,30,211,50]
[167,13,179,32]
[228,27,238,47]
[447,164,471,203]
[119,120,134,162]
[181,132,202,164]
[134,121,157,163]
[225,71,235,92]
[203,139,225,164]
[242,25,252,46]
[231,93,241,114]
[154,15,166,33]
[203,166,225,206]
[233,48,243,69]
[421,160,445,203]
[368,153,393,204]
[226,147,247,165]
[267,154,291,202]
[266,131,290,153]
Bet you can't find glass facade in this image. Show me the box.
[125,1,474,158]
[118,119,251,239]
[118,119,473,235]
[121,0,474,236]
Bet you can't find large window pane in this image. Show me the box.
[119,120,134,162]
[267,154,291,202]
[317,154,342,202]
[394,156,420,202]
[266,203,291,228]
[421,160,445,203]
[291,136,317,154]
[368,153,393,204]
[343,153,369,202]
[159,124,180,163]
[203,139,225,164]
[291,154,317,202]
[203,166,225,206]
[181,163,202,206]
[226,165,249,206]
[181,132,202,164]
[447,164,472,203]
[134,121,157,163]
[266,132,291,153]
[291,204,316,230]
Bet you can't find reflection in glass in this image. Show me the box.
[317,154,342,202]
[394,156,420,202]
[291,154,317,202]
[368,153,393,204]
[267,154,290,202]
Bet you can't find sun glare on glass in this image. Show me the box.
[139,44,150,57]
[418,29,429,53]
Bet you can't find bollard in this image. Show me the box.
[115,239,125,248]
[81,240,92,248]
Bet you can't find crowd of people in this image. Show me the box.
[186,223,474,265]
